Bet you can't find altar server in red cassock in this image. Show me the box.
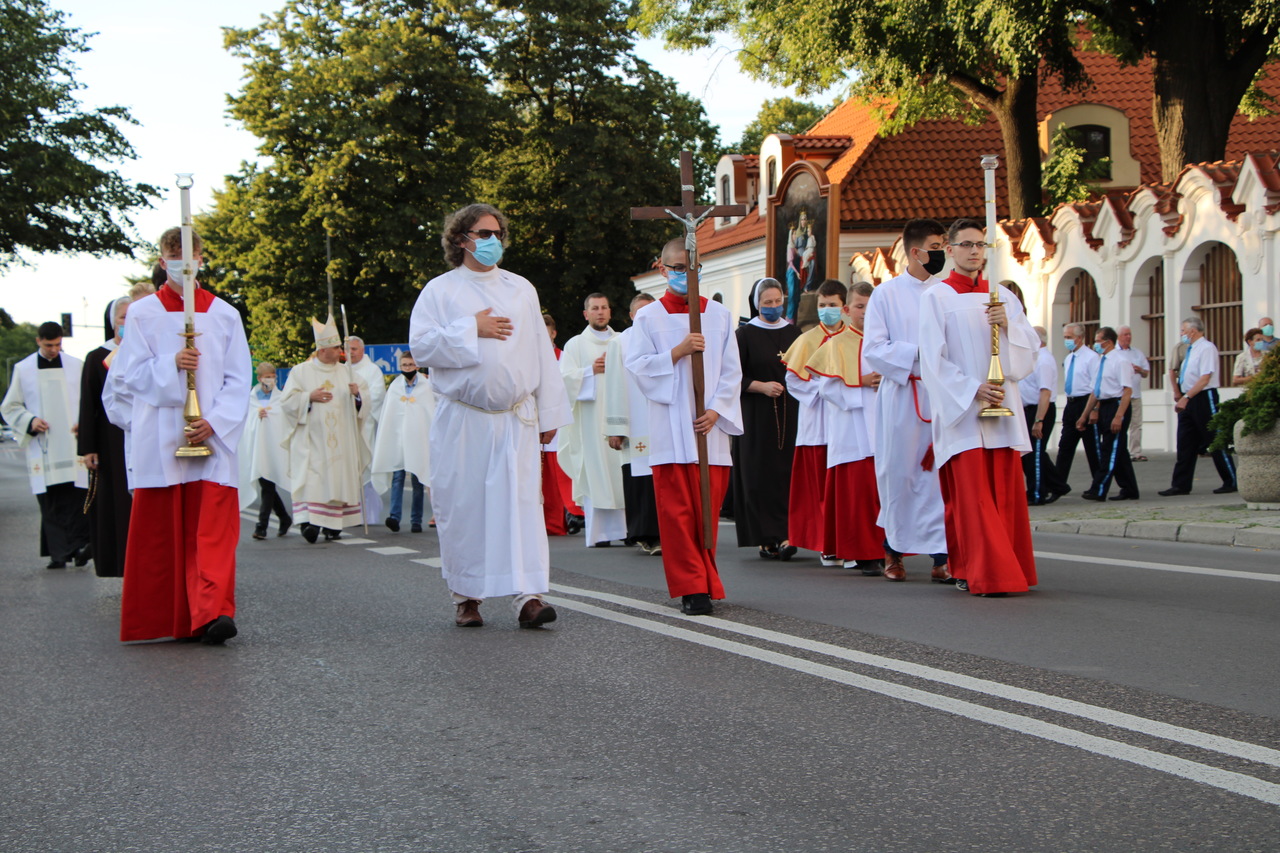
[624,238,742,616]
[918,219,1038,596]
[540,314,585,535]
[106,227,251,642]
[780,279,849,563]
[806,282,886,574]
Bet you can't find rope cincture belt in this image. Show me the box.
[451,393,539,427]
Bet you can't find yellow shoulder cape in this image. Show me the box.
[804,326,864,387]
[781,324,843,382]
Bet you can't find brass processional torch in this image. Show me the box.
[979,154,1014,418]
[174,173,213,457]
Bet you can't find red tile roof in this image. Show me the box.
[791,135,853,152]
[695,204,768,258]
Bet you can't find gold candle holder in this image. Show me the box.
[175,321,213,457]
[980,291,1014,418]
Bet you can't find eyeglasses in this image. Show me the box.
[467,229,505,240]
[951,241,990,250]
[663,264,702,273]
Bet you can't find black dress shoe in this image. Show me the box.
[681,593,714,615]
[45,561,66,570]
[323,528,341,541]
[385,517,400,532]
[1108,492,1139,501]
[565,514,585,535]
[759,546,780,560]
[1043,491,1063,504]
[200,615,238,645]
[1158,488,1190,497]
[252,527,268,540]
[277,518,292,537]
[1213,484,1238,494]
[74,543,92,567]
[778,544,797,561]
[411,523,423,533]
[859,559,886,577]
[301,523,319,544]
[1082,492,1104,501]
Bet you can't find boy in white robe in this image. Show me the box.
[864,219,951,583]
[2,321,90,568]
[558,293,627,547]
[239,361,292,539]
[409,203,571,629]
[373,352,436,533]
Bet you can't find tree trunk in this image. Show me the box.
[1147,7,1274,181]
[990,73,1042,220]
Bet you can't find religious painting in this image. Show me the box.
[771,169,827,321]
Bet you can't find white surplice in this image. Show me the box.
[237,383,292,510]
[863,271,947,554]
[602,327,653,477]
[815,367,877,468]
[918,283,1038,467]
[3,352,87,494]
[372,373,435,483]
[409,265,572,600]
[278,359,371,528]
[106,293,250,489]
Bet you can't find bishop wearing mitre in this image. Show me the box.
[279,315,371,543]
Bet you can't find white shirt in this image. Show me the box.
[1018,346,1058,408]
[1091,347,1132,400]
[1179,337,1221,393]
[1062,347,1100,398]
[1119,345,1149,399]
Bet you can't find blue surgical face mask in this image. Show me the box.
[759,305,784,323]
[666,269,688,295]
[1255,340,1267,352]
[1180,334,1190,345]
[468,235,504,267]
[1263,324,1275,337]
[1093,343,1105,354]
[116,321,125,340]
[1063,339,1076,352]
[818,306,843,328]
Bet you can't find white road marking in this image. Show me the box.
[367,546,417,556]
[412,557,443,568]
[551,584,1280,770]
[1034,550,1280,582]
[547,595,1280,807]
[336,538,376,546]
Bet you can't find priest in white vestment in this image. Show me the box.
[238,361,293,538]
[603,293,661,554]
[373,352,436,532]
[863,219,952,582]
[409,203,571,629]
[919,219,1038,596]
[558,293,627,547]
[624,238,743,616]
[279,316,372,543]
[2,321,90,568]
[346,335,387,523]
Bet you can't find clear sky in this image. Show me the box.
[1,1,821,358]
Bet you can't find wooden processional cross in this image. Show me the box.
[631,152,747,548]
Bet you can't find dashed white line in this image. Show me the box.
[367,546,418,556]
[1036,550,1280,582]
[411,557,443,568]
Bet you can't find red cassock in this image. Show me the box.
[542,346,584,534]
[788,445,828,553]
[652,463,730,599]
[938,448,1037,594]
[823,458,884,561]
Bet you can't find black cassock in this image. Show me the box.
[77,344,132,577]
[731,321,802,548]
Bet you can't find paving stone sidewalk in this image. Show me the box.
[1027,450,1280,551]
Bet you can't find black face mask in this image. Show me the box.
[401,370,417,381]
[921,249,947,276]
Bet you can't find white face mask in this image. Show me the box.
[166,259,199,280]
[260,376,276,391]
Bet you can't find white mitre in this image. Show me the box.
[311,314,341,348]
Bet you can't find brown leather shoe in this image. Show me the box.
[883,554,906,582]
[931,563,956,584]
[455,599,483,627]
[518,598,557,629]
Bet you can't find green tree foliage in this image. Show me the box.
[736,97,827,154]
[0,0,158,268]
[634,0,1085,218]
[475,0,722,330]
[1080,1,1280,182]
[204,0,498,365]
[0,319,41,401]
[1041,124,1110,207]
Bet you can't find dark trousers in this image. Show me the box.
[1087,399,1139,498]
[1056,395,1099,482]
[622,464,660,543]
[37,482,90,561]
[1022,403,1070,502]
[256,478,291,532]
[1170,389,1237,492]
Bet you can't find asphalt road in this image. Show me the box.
[1,444,1277,852]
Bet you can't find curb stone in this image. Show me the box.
[1232,527,1280,550]
[1125,520,1183,540]
[1178,522,1243,547]
[1075,518,1129,538]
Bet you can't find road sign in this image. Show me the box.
[363,344,410,375]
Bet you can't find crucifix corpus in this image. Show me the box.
[631,151,747,548]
